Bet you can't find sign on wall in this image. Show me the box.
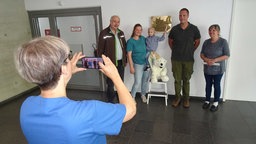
[70,26,82,32]
[45,29,60,37]
[151,16,172,32]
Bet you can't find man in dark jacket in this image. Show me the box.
[97,15,127,103]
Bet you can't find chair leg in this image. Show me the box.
[165,96,167,106]
[147,82,168,106]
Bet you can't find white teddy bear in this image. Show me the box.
[149,52,169,83]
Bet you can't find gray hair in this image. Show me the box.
[15,36,70,90]
[110,15,120,21]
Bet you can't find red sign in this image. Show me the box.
[44,29,60,37]
[70,26,82,32]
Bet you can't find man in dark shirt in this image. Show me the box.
[168,8,201,108]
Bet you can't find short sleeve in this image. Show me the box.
[201,40,208,55]
[168,29,173,39]
[194,26,201,40]
[126,39,133,52]
[222,39,230,57]
[92,101,126,135]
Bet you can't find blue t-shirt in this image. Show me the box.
[126,36,147,65]
[20,96,126,144]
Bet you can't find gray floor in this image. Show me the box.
[1,88,256,144]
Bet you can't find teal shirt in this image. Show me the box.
[126,36,147,64]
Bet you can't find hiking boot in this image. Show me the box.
[183,99,190,108]
[171,98,181,107]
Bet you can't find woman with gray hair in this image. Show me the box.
[15,36,136,144]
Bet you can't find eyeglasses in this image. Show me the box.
[63,50,73,63]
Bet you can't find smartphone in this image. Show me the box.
[81,57,103,69]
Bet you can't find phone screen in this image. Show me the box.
[81,57,103,69]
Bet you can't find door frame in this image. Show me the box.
[28,7,102,41]
[27,7,105,91]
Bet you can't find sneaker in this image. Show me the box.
[183,99,190,108]
[141,95,147,103]
[144,66,150,71]
[171,98,181,107]
[202,102,210,109]
[210,105,218,112]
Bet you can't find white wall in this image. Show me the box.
[24,0,256,102]
[0,0,34,103]
[225,0,256,101]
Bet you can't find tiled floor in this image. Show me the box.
[1,88,256,144]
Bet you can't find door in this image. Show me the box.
[28,7,105,91]
[56,15,103,91]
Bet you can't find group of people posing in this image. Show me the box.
[98,8,230,112]
[15,7,230,144]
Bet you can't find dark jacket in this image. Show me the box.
[97,26,127,66]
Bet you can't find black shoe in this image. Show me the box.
[202,102,210,109]
[210,105,218,112]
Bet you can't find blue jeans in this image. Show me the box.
[131,64,150,98]
[204,73,223,102]
[146,52,150,66]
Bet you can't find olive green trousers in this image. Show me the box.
[171,60,194,99]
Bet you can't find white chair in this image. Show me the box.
[147,81,168,106]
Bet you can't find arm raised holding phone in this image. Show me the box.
[99,55,136,122]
